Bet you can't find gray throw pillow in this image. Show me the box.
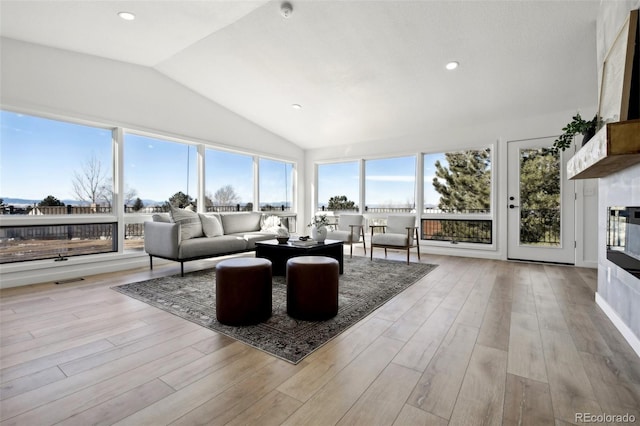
[199,214,224,237]
[169,205,203,241]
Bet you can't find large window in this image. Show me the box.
[206,149,254,211]
[1,111,113,213]
[365,156,416,213]
[1,110,299,266]
[123,133,197,211]
[422,148,492,244]
[0,110,115,262]
[259,158,293,211]
[317,161,359,212]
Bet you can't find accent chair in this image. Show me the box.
[326,213,366,258]
[370,215,420,264]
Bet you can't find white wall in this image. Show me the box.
[0,37,306,288]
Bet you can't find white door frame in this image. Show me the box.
[506,137,575,264]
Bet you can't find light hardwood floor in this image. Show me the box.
[1,248,639,425]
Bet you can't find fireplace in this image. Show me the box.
[607,206,640,279]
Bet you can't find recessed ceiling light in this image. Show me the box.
[446,61,459,70]
[292,104,302,110]
[118,12,136,21]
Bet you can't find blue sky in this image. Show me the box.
[2,110,447,207]
[318,155,446,207]
[1,111,292,205]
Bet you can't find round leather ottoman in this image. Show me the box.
[215,258,272,326]
[286,256,339,320]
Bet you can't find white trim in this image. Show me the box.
[0,252,152,289]
[595,293,640,358]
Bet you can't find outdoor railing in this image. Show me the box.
[421,219,492,244]
[365,207,414,213]
[0,223,118,264]
[519,208,560,245]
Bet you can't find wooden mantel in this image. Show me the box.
[567,119,640,179]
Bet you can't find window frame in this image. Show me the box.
[0,108,299,265]
[420,144,496,250]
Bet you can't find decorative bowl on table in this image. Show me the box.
[276,236,289,244]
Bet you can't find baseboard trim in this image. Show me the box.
[595,293,640,358]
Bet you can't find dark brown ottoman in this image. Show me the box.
[286,256,339,320]
[215,258,272,325]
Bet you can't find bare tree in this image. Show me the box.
[72,155,108,205]
[100,179,138,207]
[213,185,240,206]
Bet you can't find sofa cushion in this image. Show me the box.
[152,213,171,223]
[169,205,203,241]
[199,213,223,237]
[179,235,248,259]
[219,212,262,235]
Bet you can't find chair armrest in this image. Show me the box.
[370,224,386,236]
[144,221,180,259]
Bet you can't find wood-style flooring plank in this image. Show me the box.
[224,390,302,426]
[392,404,448,426]
[111,350,275,426]
[392,306,458,372]
[502,373,555,426]
[280,336,405,426]
[507,311,548,383]
[337,362,421,425]
[407,323,479,420]
[539,329,603,424]
[276,316,393,403]
[448,344,508,426]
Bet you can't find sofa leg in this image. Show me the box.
[149,255,153,270]
[181,262,185,277]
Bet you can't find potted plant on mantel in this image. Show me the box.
[551,113,599,154]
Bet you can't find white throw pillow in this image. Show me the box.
[261,215,281,233]
[169,205,203,240]
[199,214,224,237]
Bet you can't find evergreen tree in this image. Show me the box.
[39,195,65,207]
[518,148,560,244]
[164,191,193,209]
[432,149,491,213]
[132,197,144,212]
[327,195,357,211]
[431,149,491,242]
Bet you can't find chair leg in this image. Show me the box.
[415,229,421,261]
[406,248,410,264]
[350,242,353,258]
[181,262,185,277]
[384,248,388,258]
[149,255,153,270]
[361,228,367,255]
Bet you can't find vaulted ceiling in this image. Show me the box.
[0,0,600,149]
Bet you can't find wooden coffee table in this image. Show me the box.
[255,239,344,276]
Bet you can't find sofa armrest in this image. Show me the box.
[144,221,180,259]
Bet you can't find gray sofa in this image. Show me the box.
[144,210,282,276]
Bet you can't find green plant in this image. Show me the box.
[552,113,598,153]
[308,214,330,228]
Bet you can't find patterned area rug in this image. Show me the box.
[113,256,437,364]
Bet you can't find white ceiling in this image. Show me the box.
[0,0,600,150]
